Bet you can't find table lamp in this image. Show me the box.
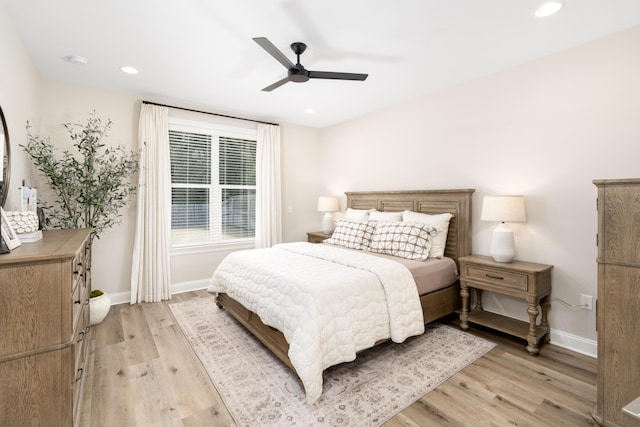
[480,195,526,262]
[317,196,339,234]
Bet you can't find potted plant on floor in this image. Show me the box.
[21,111,139,324]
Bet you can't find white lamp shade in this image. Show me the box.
[317,196,340,212]
[480,196,526,223]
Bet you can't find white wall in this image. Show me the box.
[0,3,41,209]
[32,81,323,297]
[34,81,140,299]
[5,0,637,352]
[320,25,640,350]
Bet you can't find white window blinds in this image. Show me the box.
[168,120,256,248]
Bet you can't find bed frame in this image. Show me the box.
[216,189,475,370]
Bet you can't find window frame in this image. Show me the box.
[168,117,257,254]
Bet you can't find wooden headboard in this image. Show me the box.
[345,189,475,269]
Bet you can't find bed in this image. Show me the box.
[209,189,474,403]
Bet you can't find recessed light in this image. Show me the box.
[305,108,316,114]
[120,66,139,75]
[535,2,563,18]
[62,55,88,66]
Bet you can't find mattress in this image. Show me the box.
[321,243,459,295]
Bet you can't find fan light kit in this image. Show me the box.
[253,37,368,91]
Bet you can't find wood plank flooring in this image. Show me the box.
[80,290,597,426]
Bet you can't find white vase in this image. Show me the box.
[89,293,111,325]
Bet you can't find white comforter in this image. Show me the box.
[208,242,425,404]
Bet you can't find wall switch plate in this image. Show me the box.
[580,294,594,311]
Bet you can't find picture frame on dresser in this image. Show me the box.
[0,207,20,250]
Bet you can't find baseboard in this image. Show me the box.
[107,279,210,305]
[550,328,597,358]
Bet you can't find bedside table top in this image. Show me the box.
[307,231,332,238]
[459,255,553,273]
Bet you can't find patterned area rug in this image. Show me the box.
[169,296,495,427]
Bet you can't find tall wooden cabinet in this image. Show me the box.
[0,229,92,427]
[593,179,640,427]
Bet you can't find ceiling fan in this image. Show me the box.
[253,37,368,92]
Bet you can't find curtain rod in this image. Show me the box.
[142,100,279,127]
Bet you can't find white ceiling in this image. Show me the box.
[3,0,640,128]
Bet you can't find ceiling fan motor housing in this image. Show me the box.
[288,67,309,82]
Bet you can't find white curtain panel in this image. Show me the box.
[255,123,282,248]
[130,104,172,304]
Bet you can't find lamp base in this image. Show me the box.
[490,223,516,263]
[321,213,335,234]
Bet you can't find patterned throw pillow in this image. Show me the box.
[368,221,437,260]
[325,218,375,250]
[402,210,453,259]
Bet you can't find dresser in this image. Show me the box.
[593,179,640,427]
[0,229,92,427]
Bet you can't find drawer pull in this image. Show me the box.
[75,368,84,383]
[486,274,504,280]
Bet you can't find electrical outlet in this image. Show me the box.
[580,294,594,311]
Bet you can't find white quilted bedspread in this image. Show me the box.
[207,242,425,404]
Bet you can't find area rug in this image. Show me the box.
[169,296,496,427]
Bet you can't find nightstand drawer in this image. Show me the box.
[465,265,528,291]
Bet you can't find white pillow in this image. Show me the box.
[402,211,453,258]
[368,210,403,221]
[368,221,436,261]
[344,208,374,221]
[324,218,375,250]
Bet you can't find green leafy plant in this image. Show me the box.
[21,112,139,240]
[90,289,104,298]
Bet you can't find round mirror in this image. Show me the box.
[0,106,10,207]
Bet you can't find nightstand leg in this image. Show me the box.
[460,282,470,330]
[526,297,540,355]
[474,288,484,311]
[540,295,551,343]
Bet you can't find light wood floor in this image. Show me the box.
[80,290,597,426]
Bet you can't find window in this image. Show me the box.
[169,118,257,249]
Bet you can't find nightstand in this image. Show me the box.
[458,255,553,355]
[307,231,332,243]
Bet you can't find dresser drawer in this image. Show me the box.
[71,275,88,330]
[72,304,90,409]
[465,265,528,291]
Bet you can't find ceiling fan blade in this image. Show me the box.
[261,77,290,92]
[253,37,295,70]
[308,71,368,81]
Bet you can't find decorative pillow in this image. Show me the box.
[368,210,403,221]
[344,208,374,221]
[324,218,375,250]
[368,221,437,261]
[402,211,453,259]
